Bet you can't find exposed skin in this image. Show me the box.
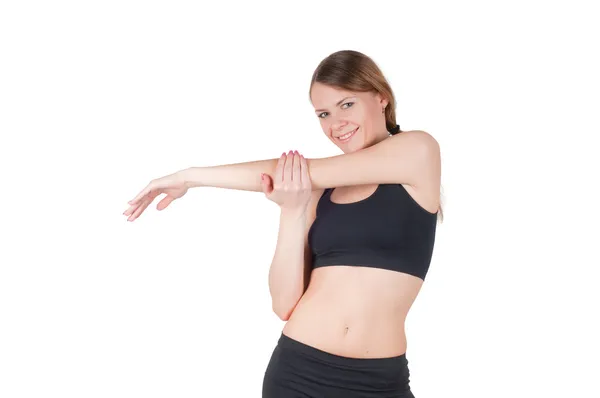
[123,82,440,360]
[278,83,436,359]
[310,82,391,153]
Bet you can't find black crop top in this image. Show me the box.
[308,184,437,281]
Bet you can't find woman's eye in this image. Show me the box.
[318,102,353,119]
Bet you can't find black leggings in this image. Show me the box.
[262,332,415,398]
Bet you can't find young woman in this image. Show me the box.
[124,50,443,397]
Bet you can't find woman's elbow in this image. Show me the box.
[272,296,299,321]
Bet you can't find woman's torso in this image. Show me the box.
[282,183,436,359]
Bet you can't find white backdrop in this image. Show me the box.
[1,1,599,397]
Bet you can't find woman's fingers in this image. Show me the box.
[157,195,174,211]
[124,198,147,216]
[128,196,152,221]
[292,151,301,183]
[127,199,145,221]
[123,204,137,217]
[300,154,310,189]
[274,152,285,183]
[129,181,156,205]
[284,151,293,182]
[127,190,159,221]
[129,192,146,205]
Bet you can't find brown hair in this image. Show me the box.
[309,50,444,221]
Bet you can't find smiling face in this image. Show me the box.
[310,82,390,152]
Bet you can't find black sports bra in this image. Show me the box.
[308,184,437,281]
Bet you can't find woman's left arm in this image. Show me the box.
[306,130,439,190]
[179,130,439,191]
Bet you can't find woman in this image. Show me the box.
[124,50,442,397]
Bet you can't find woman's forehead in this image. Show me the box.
[312,83,352,97]
[311,85,371,106]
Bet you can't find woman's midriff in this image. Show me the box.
[282,265,424,359]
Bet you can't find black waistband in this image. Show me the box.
[277,332,407,369]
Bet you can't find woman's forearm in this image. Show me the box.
[178,153,339,192]
[178,157,280,192]
[269,210,307,320]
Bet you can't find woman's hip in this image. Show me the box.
[262,332,415,398]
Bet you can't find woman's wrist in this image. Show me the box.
[280,207,308,222]
[178,167,203,189]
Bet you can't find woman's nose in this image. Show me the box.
[331,121,349,132]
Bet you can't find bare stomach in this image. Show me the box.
[282,265,424,359]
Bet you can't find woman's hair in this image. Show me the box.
[309,50,444,221]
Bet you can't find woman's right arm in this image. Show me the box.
[179,157,281,192]
[125,150,320,321]
[268,189,321,321]
[125,154,289,221]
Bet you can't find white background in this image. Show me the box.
[1,1,599,397]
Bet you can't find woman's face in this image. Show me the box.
[310,83,389,153]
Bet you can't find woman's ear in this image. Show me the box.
[375,92,389,109]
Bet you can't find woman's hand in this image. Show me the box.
[260,150,312,214]
[123,171,189,222]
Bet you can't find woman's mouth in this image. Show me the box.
[336,127,358,142]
